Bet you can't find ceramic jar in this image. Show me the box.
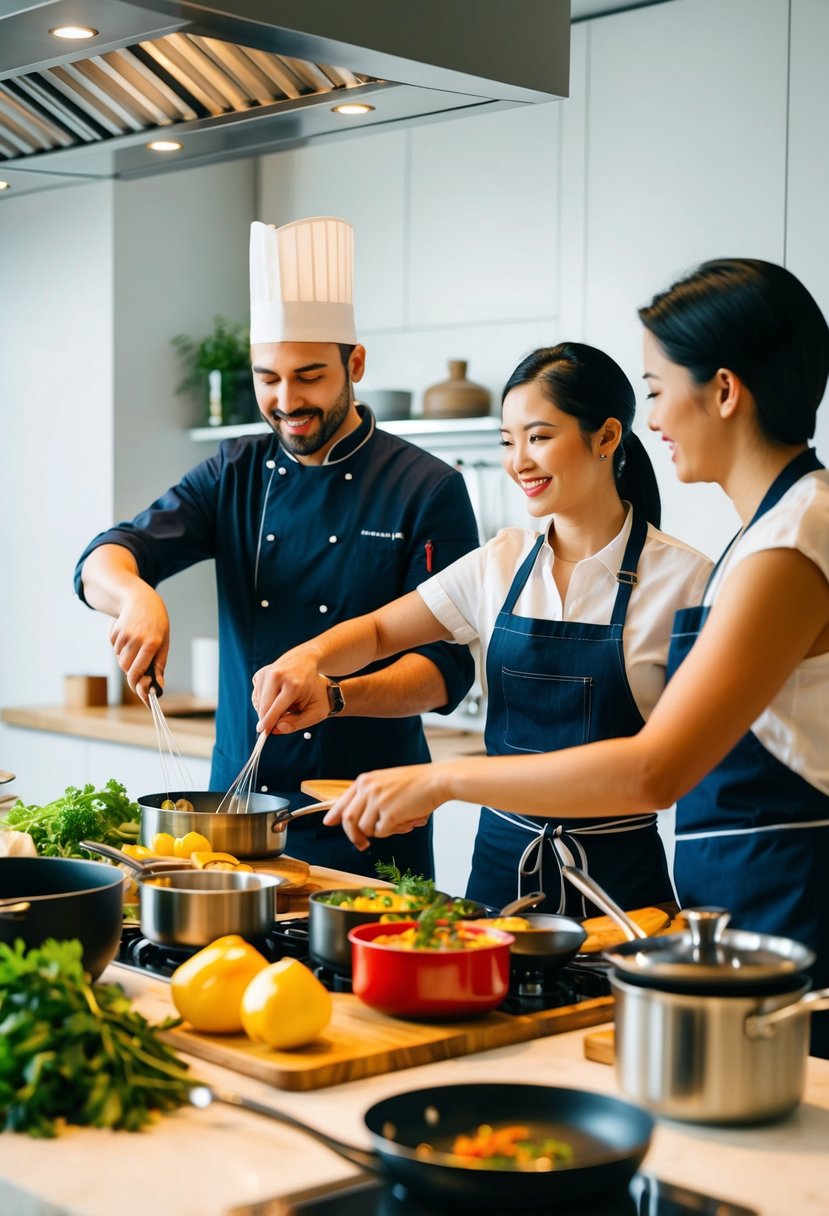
[423,360,491,419]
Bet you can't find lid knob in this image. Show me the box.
[684,907,731,963]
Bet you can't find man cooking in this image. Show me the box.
[74,215,478,877]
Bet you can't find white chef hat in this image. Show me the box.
[249,216,356,345]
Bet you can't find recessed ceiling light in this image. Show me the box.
[146,140,183,152]
[49,25,98,39]
[331,103,375,116]
[0,181,10,191]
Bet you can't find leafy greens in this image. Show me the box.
[0,779,141,859]
[0,939,192,1137]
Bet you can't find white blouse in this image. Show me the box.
[704,469,829,795]
[418,508,712,720]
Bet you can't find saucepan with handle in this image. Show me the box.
[137,790,335,860]
[562,864,829,1124]
[191,1081,653,1211]
[81,841,286,947]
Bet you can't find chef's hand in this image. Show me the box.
[252,650,330,736]
[108,586,170,705]
[323,765,446,851]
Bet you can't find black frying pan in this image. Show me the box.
[192,1082,653,1210]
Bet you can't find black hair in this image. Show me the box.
[502,342,661,527]
[638,258,829,444]
[337,343,355,369]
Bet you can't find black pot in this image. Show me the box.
[0,857,124,979]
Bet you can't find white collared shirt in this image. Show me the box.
[703,469,829,795]
[418,509,712,719]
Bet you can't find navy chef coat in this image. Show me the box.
[74,406,479,878]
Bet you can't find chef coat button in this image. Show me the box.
[266,533,275,542]
[261,599,269,608]
[328,535,337,544]
[266,459,275,469]
[278,467,287,475]
[319,604,328,613]
[260,784,268,792]
[344,472,353,481]
[303,731,312,740]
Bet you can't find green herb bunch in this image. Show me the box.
[0,939,192,1137]
[171,315,250,397]
[1,779,140,859]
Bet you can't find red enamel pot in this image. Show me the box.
[348,920,513,1019]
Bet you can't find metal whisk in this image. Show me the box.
[148,688,194,798]
[216,730,268,814]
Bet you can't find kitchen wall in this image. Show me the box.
[1,0,828,890]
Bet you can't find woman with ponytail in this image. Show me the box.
[252,341,711,915]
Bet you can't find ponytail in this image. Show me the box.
[615,432,661,528]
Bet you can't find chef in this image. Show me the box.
[74,215,478,877]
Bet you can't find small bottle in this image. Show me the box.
[208,369,223,426]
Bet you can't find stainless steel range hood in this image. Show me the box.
[0,0,570,196]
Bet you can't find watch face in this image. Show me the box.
[327,680,345,716]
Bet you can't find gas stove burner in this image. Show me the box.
[311,964,353,994]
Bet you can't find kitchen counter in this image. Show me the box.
[0,704,484,763]
[0,965,827,1216]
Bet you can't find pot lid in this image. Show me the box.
[605,908,815,987]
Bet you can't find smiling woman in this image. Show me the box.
[252,341,713,918]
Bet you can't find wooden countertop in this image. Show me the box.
[1,702,484,761]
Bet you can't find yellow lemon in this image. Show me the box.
[173,831,212,858]
[150,832,176,856]
[171,935,268,1034]
[240,959,332,1049]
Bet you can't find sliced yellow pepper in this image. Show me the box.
[170,934,269,1033]
[121,843,157,861]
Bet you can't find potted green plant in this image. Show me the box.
[171,315,256,426]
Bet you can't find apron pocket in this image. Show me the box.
[500,668,592,753]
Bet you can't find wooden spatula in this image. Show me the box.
[300,778,353,802]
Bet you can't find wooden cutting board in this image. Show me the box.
[584,1027,615,1065]
[147,988,614,1093]
[299,779,352,802]
[579,906,671,953]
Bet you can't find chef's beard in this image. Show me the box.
[269,377,353,457]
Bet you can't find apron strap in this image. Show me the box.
[609,509,648,628]
[501,535,545,614]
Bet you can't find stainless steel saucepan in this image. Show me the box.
[81,841,286,947]
[137,790,333,859]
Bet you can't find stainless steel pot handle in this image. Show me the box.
[271,798,336,829]
[500,891,547,917]
[560,865,648,940]
[79,840,189,875]
[745,987,829,1038]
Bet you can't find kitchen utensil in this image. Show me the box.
[217,730,267,814]
[0,857,123,978]
[148,685,195,794]
[562,866,829,1122]
[561,865,648,940]
[80,841,285,947]
[473,891,588,977]
[349,920,512,1018]
[307,887,487,975]
[137,789,329,859]
[190,1081,653,1209]
[300,778,353,801]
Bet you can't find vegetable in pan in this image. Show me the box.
[449,1124,574,1170]
[0,779,141,860]
[0,939,192,1136]
[317,863,480,917]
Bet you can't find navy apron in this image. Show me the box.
[466,510,674,916]
[667,448,829,1058]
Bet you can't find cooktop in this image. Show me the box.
[265,1173,757,1215]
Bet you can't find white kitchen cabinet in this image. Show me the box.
[408,101,561,329]
[786,0,829,457]
[581,0,789,555]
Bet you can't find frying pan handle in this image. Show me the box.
[190,1085,381,1173]
[560,865,648,940]
[79,840,187,876]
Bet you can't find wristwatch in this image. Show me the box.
[323,675,346,717]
